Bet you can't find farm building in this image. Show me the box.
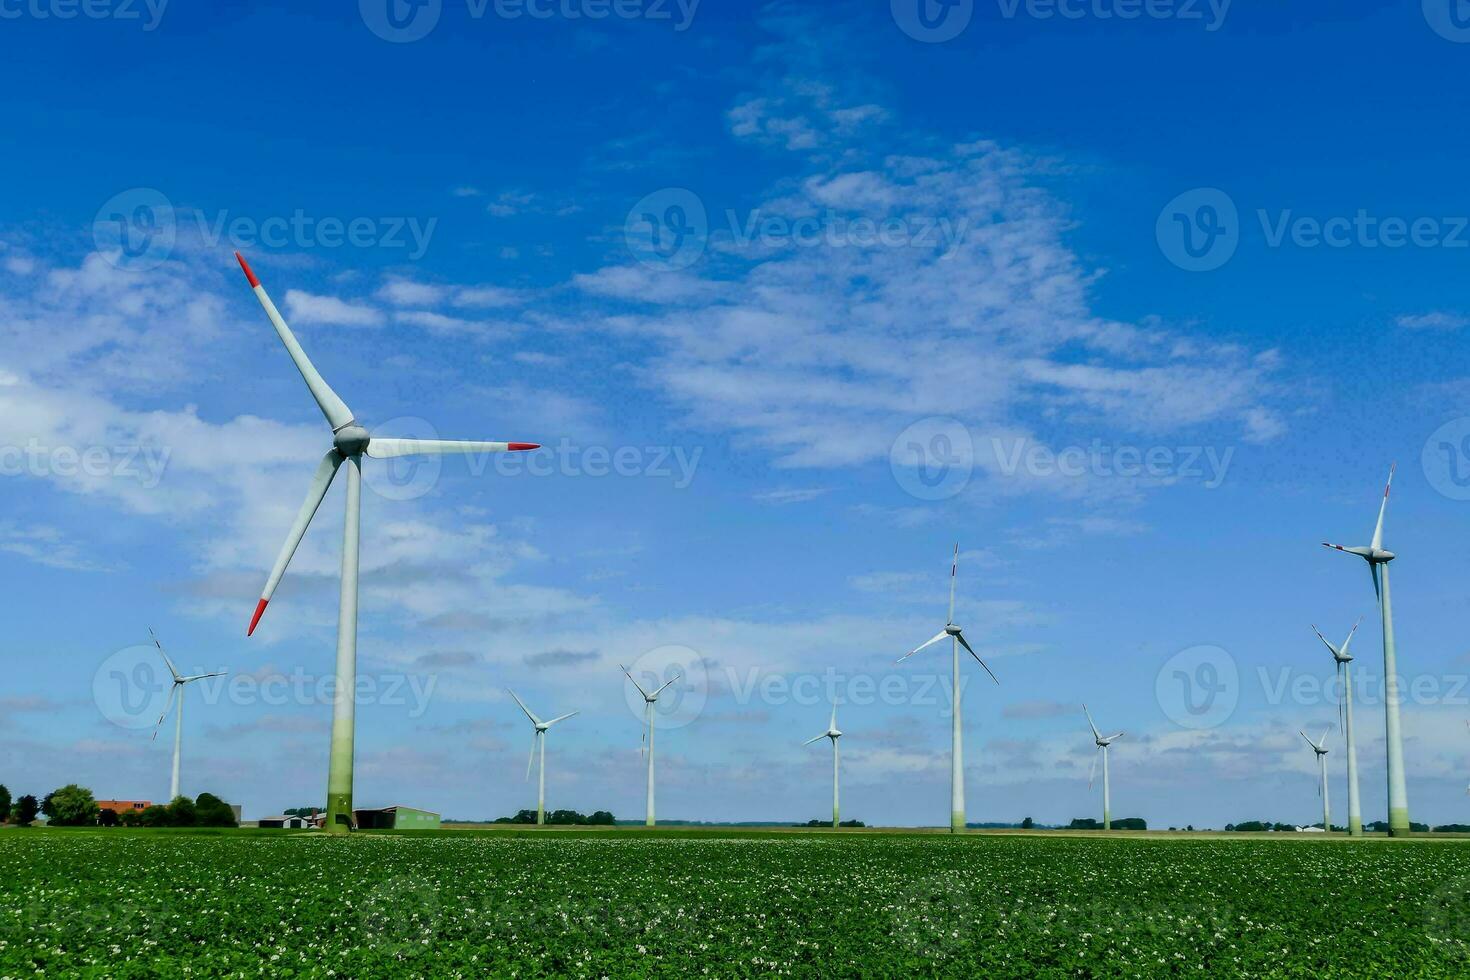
[353,805,440,830]
[95,800,151,816]
[257,814,313,829]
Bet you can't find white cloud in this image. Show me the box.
[377,277,448,307]
[283,289,384,327]
[1395,311,1468,331]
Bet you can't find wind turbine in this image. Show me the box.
[234,252,539,833]
[507,690,577,826]
[1322,465,1410,836]
[1311,620,1363,836]
[803,703,843,829]
[619,664,680,827]
[896,544,998,833]
[1083,704,1124,830]
[148,629,225,802]
[1299,727,1332,832]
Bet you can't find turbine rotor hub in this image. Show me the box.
[333,424,371,456]
[945,624,963,636]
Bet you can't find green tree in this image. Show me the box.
[97,808,119,827]
[139,805,170,828]
[0,784,10,824]
[587,811,616,826]
[43,785,99,827]
[1021,816,1034,830]
[167,795,197,827]
[13,795,38,826]
[119,809,142,827]
[194,793,238,827]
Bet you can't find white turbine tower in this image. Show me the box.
[148,629,225,802]
[1311,620,1363,836]
[896,544,998,833]
[620,664,680,827]
[1322,465,1410,836]
[1083,704,1124,830]
[803,703,843,828]
[234,252,540,833]
[1300,727,1332,832]
[508,690,577,826]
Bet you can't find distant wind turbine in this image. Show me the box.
[620,664,679,827]
[1322,465,1410,836]
[1083,704,1124,830]
[1311,620,1363,836]
[1300,726,1332,832]
[507,690,577,826]
[148,629,225,802]
[897,544,998,834]
[803,703,843,828]
[234,252,539,833]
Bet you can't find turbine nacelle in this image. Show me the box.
[333,424,371,456]
[944,624,963,636]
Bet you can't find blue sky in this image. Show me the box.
[4,0,1470,829]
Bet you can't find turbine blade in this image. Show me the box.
[249,450,343,636]
[148,628,182,683]
[1342,618,1362,655]
[830,702,837,732]
[652,673,681,698]
[507,689,541,727]
[1106,731,1125,741]
[234,252,355,431]
[525,732,537,780]
[1320,726,1331,748]
[897,629,949,663]
[365,438,540,459]
[1371,464,1395,551]
[1309,624,1339,658]
[1088,745,1099,788]
[151,683,179,742]
[543,710,579,727]
[619,664,651,700]
[803,733,826,746]
[182,671,227,683]
[955,631,999,684]
[1083,703,1101,741]
[948,542,958,624]
[1299,729,1314,748]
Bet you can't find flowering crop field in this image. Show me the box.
[3,829,1470,977]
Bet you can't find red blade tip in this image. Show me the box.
[507,442,540,451]
[235,252,260,288]
[247,598,269,636]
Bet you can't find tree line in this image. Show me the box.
[0,784,237,828]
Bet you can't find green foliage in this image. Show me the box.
[167,796,197,827]
[138,805,170,828]
[1112,817,1147,831]
[97,809,119,828]
[0,831,1468,974]
[118,809,142,828]
[193,794,238,828]
[1020,816,1034,830]
[0,784,10,824]
[41,785,99,827]
[1433,824,1470,833]
[496,809,616,826]
[1067,818,1100,830]
[12,795,38,826]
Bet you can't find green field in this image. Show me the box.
[4,828,1470,977]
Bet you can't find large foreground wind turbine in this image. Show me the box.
[150,629,226,801]
[1299,727,1332,832]
[508,690,577,826]
[1322,466,1410,836]
[1312,620,1362,836]
[1083,704,1124,830]
[896,544,998,833]
[234,252,539,833]
[803,703,843,828]
[620,664,679,826]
